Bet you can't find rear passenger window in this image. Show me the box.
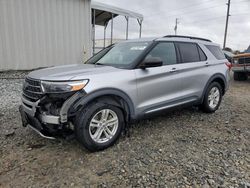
[145,42,177,65]
[177,42,200,63]
[206,45,225,60]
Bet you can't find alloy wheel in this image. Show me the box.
[89,109,119,143]
[208,86,220,109]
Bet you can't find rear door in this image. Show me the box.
[174,42,211,100]
[135,42,185,114]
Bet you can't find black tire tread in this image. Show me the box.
[74,102,124,152]
[201,82,222,113]
[234,72,247,81]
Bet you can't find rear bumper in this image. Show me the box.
[232,67,245,72]
[232,65,250,72]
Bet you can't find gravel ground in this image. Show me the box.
[0,71,249,188]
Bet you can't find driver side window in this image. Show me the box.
[145,42,177,65]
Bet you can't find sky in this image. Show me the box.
[94,0,250,51]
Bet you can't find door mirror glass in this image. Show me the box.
[139,57,163,69]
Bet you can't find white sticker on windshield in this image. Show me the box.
[130,46,147,50]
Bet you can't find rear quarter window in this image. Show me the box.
[206,45,225,60]
[198,46,207,61]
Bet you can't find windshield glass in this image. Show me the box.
[86,41,151,68]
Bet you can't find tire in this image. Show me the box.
[201,82,223,113]
[74,102,124,152]
[234,72,240,81]
[234,72,247,81]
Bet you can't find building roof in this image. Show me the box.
[91,1,143,26]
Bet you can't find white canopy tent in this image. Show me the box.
[91,1,143,53]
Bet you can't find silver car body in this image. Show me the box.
[22,36,230,125]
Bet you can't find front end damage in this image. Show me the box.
[19,77,85,139]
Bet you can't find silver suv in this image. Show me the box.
[19,35,230,151]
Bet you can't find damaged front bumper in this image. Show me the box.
[19,105,56,139]
[19,91,85,139]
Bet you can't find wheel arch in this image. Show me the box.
[71,88,136,122]
[201,73,227,103]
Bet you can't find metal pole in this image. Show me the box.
[137,19,142,38]
[125,16,129,40]
[92,9,96,54]
[111,13,114,45]
[139,22,142,38]
[104,22,107,48]
[174,18,179,35]
[223,0,231,49]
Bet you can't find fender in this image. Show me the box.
[201,73,227,103]
[71,88,136,118]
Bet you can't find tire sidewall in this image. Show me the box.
[75,103,124,151]
[203,82,222,112]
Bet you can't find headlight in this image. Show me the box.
[41,80,89,93]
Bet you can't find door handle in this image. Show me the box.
[205,62,210,67]
[169,68,177,73]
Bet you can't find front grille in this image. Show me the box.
[245,58,250,64]
[239,57,250,64]
[23,77,44,102]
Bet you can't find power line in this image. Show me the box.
[181,10,250,25]
[146,3,224,18]
[156,0,218,15]
[232,12,250,16]
[183,16,226,25]
[132,0,249,17]
[170,4,225,18]
[132,0,218,16]
[231,0,250,3]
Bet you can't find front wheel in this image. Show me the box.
[74,102,124,152]
[201,82,223,113]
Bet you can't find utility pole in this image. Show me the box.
[174,18,179,35]
[223,0,231,49]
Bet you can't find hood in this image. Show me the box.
[28,64,121,81]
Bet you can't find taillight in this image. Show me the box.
[225,62,232,70]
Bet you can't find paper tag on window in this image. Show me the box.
[130,46,147,50]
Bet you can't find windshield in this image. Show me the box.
[86,41,151,68]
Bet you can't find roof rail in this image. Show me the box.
[164,35,212,42]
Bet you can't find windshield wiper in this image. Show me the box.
[95,63,106,66]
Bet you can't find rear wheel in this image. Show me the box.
[234,72,247,81]
[74,102,124,152]
[201,82,222,113]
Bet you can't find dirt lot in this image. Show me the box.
[0,72,249,188]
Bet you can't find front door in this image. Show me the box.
[135,42,184,114]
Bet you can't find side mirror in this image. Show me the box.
[139,57,163,69]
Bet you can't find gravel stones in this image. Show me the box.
[0,72,249,187]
